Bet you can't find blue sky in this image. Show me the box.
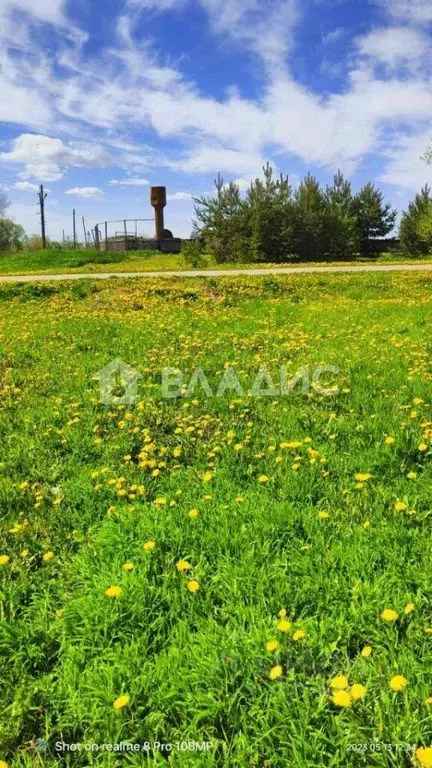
[0,0,431,241]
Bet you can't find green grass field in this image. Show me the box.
[0,248,431,276]
[1,272,432,767]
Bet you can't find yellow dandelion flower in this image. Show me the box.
[9,523,23,534]
[266,640,279,652]
[258,475,269,484]
[188,508,199,518]
[355,473,372,482]
[154,497,166,506]
[143,541,155,551]
[105,585,123,598]
[318,511,329,520]
[176,559,191,572]
[404,603,415,614]
[361,645,372,657]
[416,747,432,768]
[381,608,399,622]
[407,471,417,480]
[418,443,428,452]
[389,675,407,692]
[0,761,9,768]
[279,608,287,617]
[350,684,367,701]
[426,628,432,636]
[384,436,395,445]
[122,562,134,572]
[394,500,407,512]
[293,630,306,641]
[187,580,200,593]
[269,665,283,680]
[56,609,63,618]
[331,690,352,708]
[202,472,213,483]
[43,551,54,561]
[20,549,29,558]
[276,619,291,633]
[0,555,10,566]
[113,694,130,709]
[330,675,349,690]
[425,697,432,705]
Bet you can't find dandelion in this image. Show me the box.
[154,497,166,506]
[202,472,213,483]
[350,684,367,701]
[279,608,287,617]
[330,675,349,690]
[123,562,134,572]
[407,471,417,480]
[415,748,432,767]
[318,511,329,520]
[394,501,407,512]
[276,619,291,633]
[381,608,398,622]
[425,697,432,705]
[188,508,199,518]
[361,645,372,657]
[266,640,279,652]
[176,560,191,572]
[0,555,10,566]
[113,694,130,709]
[43,551,54,561]
[269,665,282,680]
[426,628,432,636]
[187,580,200,593]
[143,541,155,551]
[105,585,123,598]
[418,443,428,452]
[258,475,269,484]
[0,761,9,768]
[389,675,407,692]
[293,630,305,641]
[20,549,29,558]
[355,473,372,482]
[384,436,395,445]
[331,690,352,708]
[404,603,415,614]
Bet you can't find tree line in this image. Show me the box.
[189,165,431,263]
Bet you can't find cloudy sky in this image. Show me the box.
[0,0,431,241]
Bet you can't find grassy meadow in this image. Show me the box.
[1,272,432,766]
[1,248,432,276]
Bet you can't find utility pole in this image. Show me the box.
[38,185,48,248]
[73,209,77,248]
[82,216,88,246]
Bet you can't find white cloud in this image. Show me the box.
[377,0,432,23]
[14,181,41,192]
[378,130,432,190]
[109,178,150,186]
[357,27,429,69]
[0,134,110,181]
[167,191,193,200]
[168,146,268,175]
[65,187,104,198]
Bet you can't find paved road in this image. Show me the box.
[1,263,432,282]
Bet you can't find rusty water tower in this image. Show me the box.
[151,186,167,240]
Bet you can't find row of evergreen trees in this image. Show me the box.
[190,164,430,262]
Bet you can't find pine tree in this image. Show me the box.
[352,182,397,256]
[400,185,432,256]
[323,170,359,258]
[291,174,326,260]
[246,163,293,262]
[192,174,249,263]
